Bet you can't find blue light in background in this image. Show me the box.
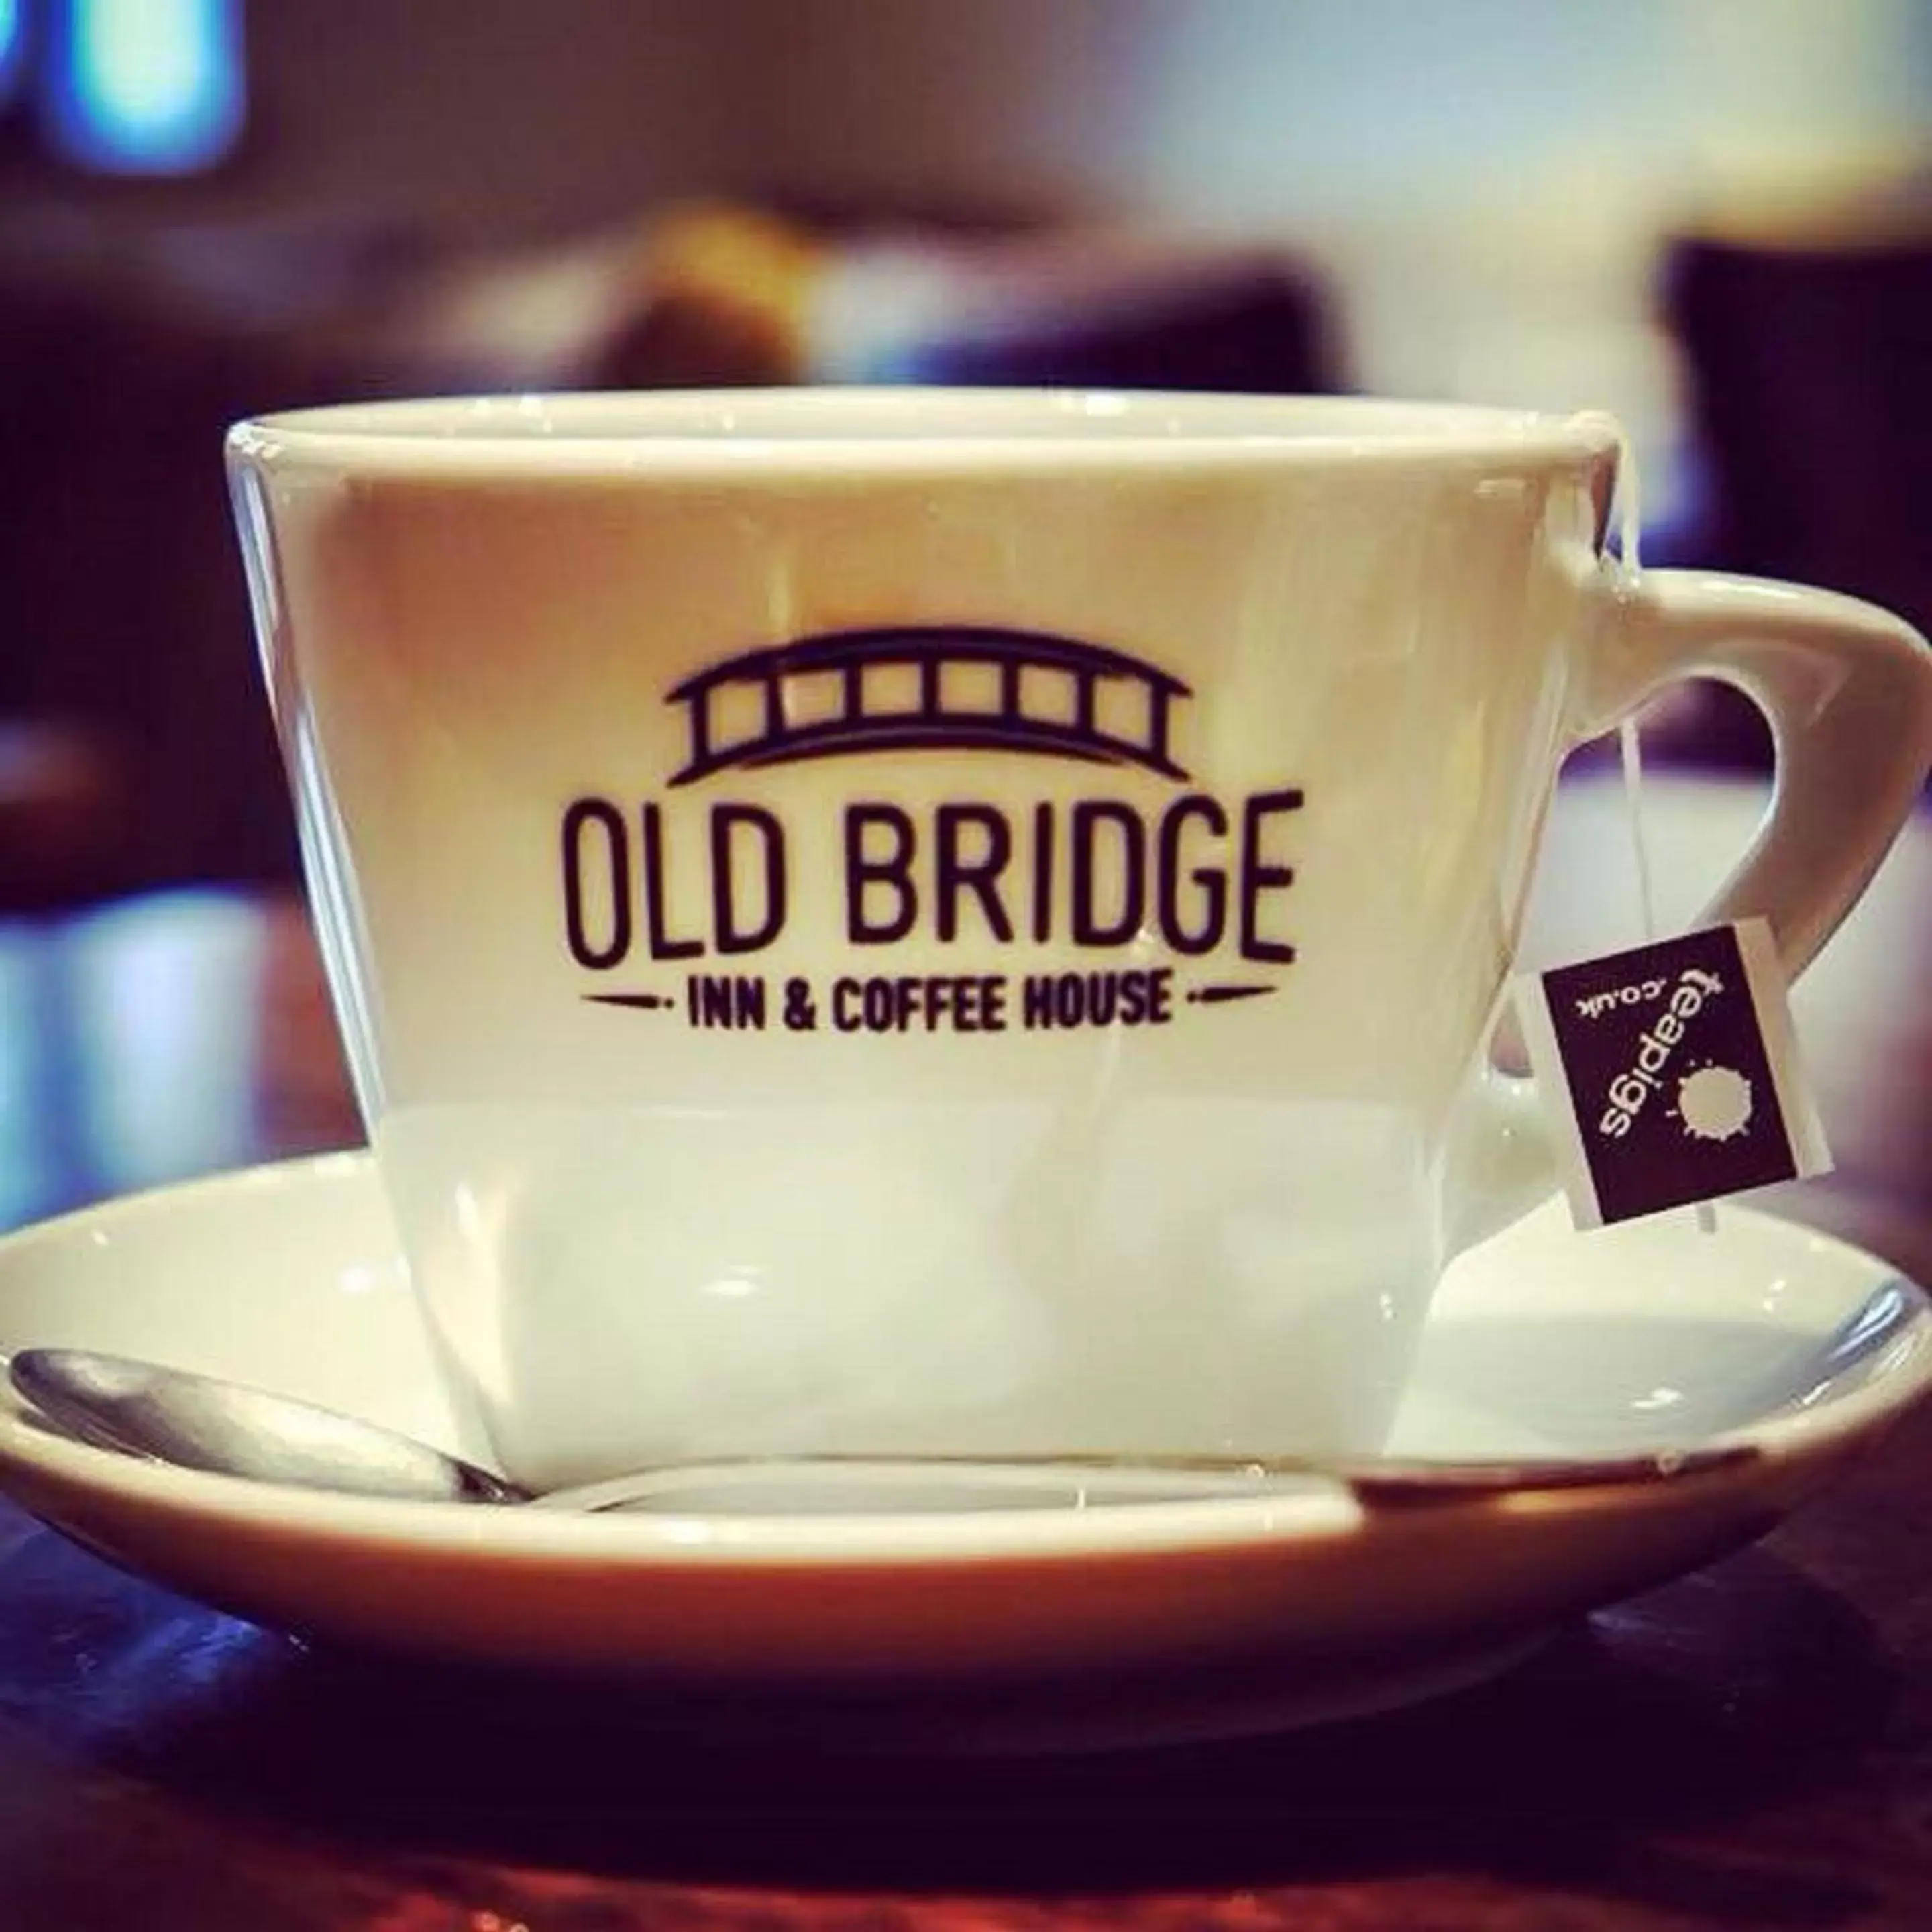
[0,0,25,106]
[42,0,244,174]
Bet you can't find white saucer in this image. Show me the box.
[0,1153,1925,1738]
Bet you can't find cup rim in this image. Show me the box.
[227,386,1625,477]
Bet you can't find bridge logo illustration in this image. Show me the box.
[665,625,1192,788]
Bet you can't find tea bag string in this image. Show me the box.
[1609,427,1718,1238]
[1611,444,1660,947]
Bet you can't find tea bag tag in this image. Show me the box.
[1512,918,1831,1229]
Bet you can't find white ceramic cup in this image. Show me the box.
[227,390,1932,1490]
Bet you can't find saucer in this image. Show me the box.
[0,1153,1925,1738]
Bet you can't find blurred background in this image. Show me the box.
[0,0,1927,1236]
[0,0,1927,907]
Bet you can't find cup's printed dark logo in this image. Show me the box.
[668,625,1192,788]
[1541,926,1799,1224]
[558,625,1303,1038]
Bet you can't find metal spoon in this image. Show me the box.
[2,1344,1781,1513]
[9,1348,527,1504]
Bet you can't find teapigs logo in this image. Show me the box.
[1516,920,1831,1228]
[556,625,1305,1036]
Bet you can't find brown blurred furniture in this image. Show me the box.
[0,719,123,908]
[1666,221,1932,637]
[0,244,333,904]
[1660,208,1932,773]
[0,768,1930,1928]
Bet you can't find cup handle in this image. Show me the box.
[1448,566,1932,1254]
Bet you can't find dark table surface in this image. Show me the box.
[2,767,1931,1931]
